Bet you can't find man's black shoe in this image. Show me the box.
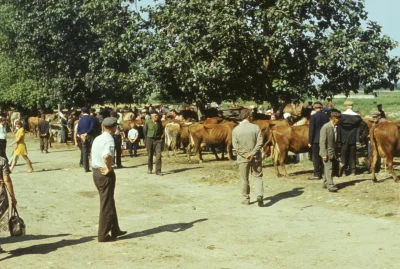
[257,196,264,207]
[98,235,117,243]
[117,165,124,169]
[111,230,127,238]
[156,172,164,176]
[85,170,92,173]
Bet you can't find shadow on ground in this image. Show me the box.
[260,188,304,207]
[0,235,93,262]
[119,219,208,240]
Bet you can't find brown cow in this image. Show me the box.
[267,125,310,177]
[188,122,236,163]
[28,114,56,137]
[370,121,400,182]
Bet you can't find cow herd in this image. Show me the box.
[159,115,400,184]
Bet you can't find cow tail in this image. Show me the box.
[188,125,195,146]
[371,125,385,158]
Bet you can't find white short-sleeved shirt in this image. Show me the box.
[128,129,139,140]
[91,132,115,169]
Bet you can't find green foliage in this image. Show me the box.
[140,0,400,108]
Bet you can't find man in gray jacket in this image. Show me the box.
[319,111,341,192]
[232,109,264,206]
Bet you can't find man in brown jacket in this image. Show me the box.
[319,111,341,192]
[232,109,264,206]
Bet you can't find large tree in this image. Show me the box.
[0,0,146,108]
[140,0,400,109]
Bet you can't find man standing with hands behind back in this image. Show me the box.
[38,114,50,154]
[232,109,264,207]
[77,107,95,172]
[91,117,126,242]
[143,112,163,175]
[320,111,341,192]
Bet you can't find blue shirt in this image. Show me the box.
[77,114,95,135]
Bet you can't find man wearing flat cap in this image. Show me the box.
[232,109,264,206]
[77,107,95,172]
[319,111,341,192]
[308,101,329,180]
[91,117,126,242]
[143,111,163,175]
[371,111,387,126]
[338,100,362,176]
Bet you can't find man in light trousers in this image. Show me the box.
[232,109,264,207]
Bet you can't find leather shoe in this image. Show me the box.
[241,199,250,205]
[328,186,338,192]
[257,196,264,207]
[98,235,117,242]
[156,172,164,176]
[85,170,92,173]
[111,230,127,238]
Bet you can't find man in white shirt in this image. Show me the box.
[127,124,139,157]
[91,117,126,242]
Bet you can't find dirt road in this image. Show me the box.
[1,136,400,268]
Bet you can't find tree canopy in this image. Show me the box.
[0,0,399,110]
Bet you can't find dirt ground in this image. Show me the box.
[1,135,400,269]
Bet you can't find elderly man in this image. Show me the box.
[38,114,50,153]
[320,111,341,192]
[143,112,163,175]
[91,117,126,242]
[232,109,264,207]
[308,101,329,180]
[338,101,361,176]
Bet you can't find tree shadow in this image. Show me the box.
[259,188,304,207]
[0,236,95,262]
[336,179,368,189]
[118,218,208,241]
[164,167,202,174]
[1,233,71,245]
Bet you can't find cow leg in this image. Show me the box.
[211,146,220,160]
[187,144,192,162]
[370,151,378,182]
[387,156,398,182]
[280,151,289,177]
[273,148,281,177]
[197,146,203,164]
[227,142,233,160]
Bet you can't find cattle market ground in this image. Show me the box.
[1,135,400,269]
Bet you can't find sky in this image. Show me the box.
[135,0,400,56]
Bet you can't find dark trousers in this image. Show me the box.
[340,143,357,174]
[0,139,7,162]
[146,137,162,173]
[82,135,93,171]
[127,140,138,156]
[40,135,49,152]
[311,143,323,177]
[77,136,83,166]
[113,135,122,167]
[93,169,121,241]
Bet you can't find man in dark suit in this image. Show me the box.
[308,101,329,180]
[77,107,95,172]
[339,101,362,176]
[320,111,341,192]
[38,114,50,153]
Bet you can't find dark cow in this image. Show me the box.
[266,125,310,177]
[370,121,400,182]
[188,122,236,163]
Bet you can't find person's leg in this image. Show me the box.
[40,137,44,152]
[22,155,33,172]
[155,139,162,174]
[323,159,336,191]
[77,137,83,166]
[93,169,113,241]
[108,171,124,237]
[115,136,122,167]
[127,141,133,157]
[348,143,357,175]
[133,141,138,156]
[82,139,90,171]
[312,143,322,177]
[44,136,49,152]
[239,162,251,203]
[147,138,154,173]
[251,160,264,198]
[339,143,349,176]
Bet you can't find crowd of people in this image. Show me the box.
[0,100,390,248]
